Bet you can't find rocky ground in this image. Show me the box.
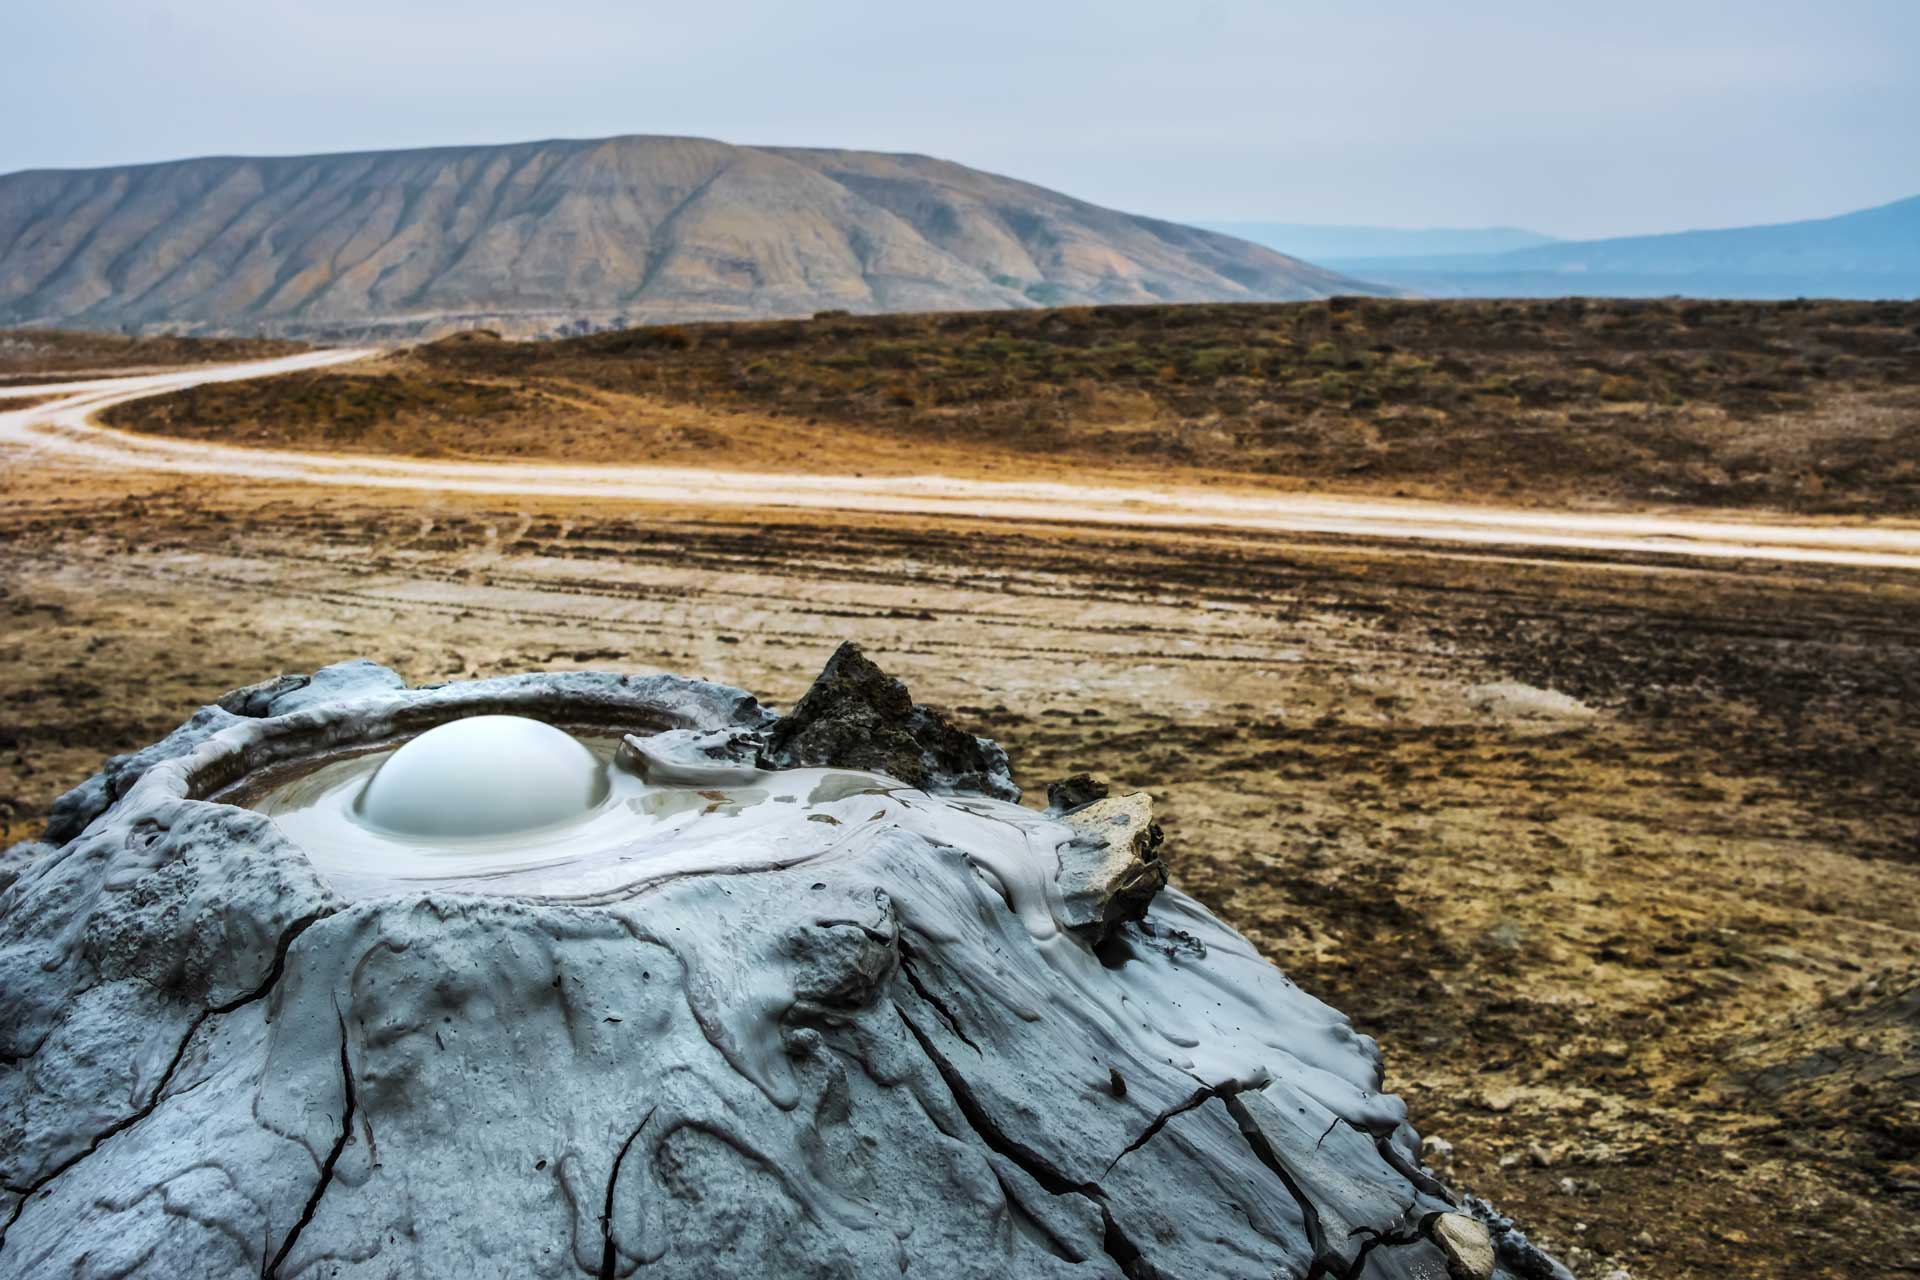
[1,459,1915,1278]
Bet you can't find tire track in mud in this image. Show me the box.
[8,496,1915,679]
[0,494,1416,672]
[30,549,1362,674]
[14,493,1914,697]
[0,490,1617,622]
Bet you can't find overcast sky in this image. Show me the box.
[5,0,1916,239]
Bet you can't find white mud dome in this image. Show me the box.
[0,646,1567,1280]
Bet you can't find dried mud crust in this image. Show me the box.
[97,297,1920,514]
[0,470,1917,1277]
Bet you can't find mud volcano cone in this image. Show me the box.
[0,646,1566,1279]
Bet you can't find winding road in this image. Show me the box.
[4,349,1918,571]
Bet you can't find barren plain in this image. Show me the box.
[2,301,1918,1279]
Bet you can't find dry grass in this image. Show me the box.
[0,327,307,382]
[100,298,1920,513]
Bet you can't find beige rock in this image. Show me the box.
[1055,791,1169,939]
[1430,1212,1496,1280]
[1466,680,1597,721]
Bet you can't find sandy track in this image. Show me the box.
[6,351,1919,570]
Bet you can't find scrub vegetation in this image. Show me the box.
[101,297,1920,514]
[0,327,305,384]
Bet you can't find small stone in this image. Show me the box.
[1428,1212,1495,1280]
[1465,680,1596,721]
[1045,772,1110,814]
[1054,792,1169,940]
[1528,1141,1554,1168]
[1421,1134,1455,1173]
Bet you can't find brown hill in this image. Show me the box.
[0,136,1380,339]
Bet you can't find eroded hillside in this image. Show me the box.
[0,137,1372,338]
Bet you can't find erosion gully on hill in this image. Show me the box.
[0,460,1915,1279]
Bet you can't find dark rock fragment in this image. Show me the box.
[1045,772,1110,814]
[1461,1195,1577,1280]
[761,642,1018,801]
[215,672,311,717]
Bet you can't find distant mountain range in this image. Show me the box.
[1230,198,1920,300]
[0,136,1382,339]
[1201,223,1562,262]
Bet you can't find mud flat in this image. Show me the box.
[1,448,1916,1278]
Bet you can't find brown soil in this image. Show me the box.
[1,454,1915,1279]
[100,298,1920,514]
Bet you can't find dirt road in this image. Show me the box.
[6,353,1919,570]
